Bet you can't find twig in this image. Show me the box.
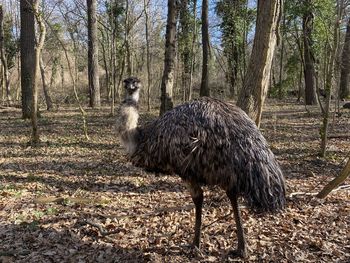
[0,250,30,257]
[83,219,120,237]
[289,192,318,198]
[333,184,350,191]
[202,212,231,230]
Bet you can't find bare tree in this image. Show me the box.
[188,0,197,101]
[302,0,317,105]
[39,55,53,110]
[237,0,282,127]
[160,0,178,115]
[0,4,11,104]
[317,156,350,198]
[29,0,46,143]
[200,0,210,97]
[143,0,152,111]
[20,0,35,119]
[87,0,100,108]
[339,17,350,100]
[319,0,342,157]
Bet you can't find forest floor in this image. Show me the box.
[0,99,349,263]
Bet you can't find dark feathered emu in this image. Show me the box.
[116,77,286,258]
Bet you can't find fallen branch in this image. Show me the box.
[288,192,318,198]
[83,219,120,237]
[328,134,350,139]
[202,212,231,230]
[317,157,350,198]
[34,196,109,205]
[0,250,30,257]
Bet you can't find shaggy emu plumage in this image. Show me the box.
[116,77,286,258]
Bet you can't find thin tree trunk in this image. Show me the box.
[46,21,89,140]
[49,56,58,90]
[237,0,282,127]
[188,0,197,101]
[339,17,350,100]
[278,9,285,99]
[317,157,350,198]
[200,0,210,97]
[125,1,132,76]
[87,0,100,108]
[31,0,46,144]
[1,65,4,103]
[143,0,152,111]
[302,0,317,105]
[39,56,53,111]
[20,0,35,119]
[160,0,178,115]
[320,2,341,157]
[0,5,11,104]
[109,1,117,115]
[100,29,110,102]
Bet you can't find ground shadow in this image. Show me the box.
[0,222,147,263]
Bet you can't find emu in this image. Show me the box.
[116,77,286,258]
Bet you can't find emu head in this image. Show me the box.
[124,77,141,103]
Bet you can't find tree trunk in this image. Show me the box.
[30,0,46,144]
[100,29,110,102]
[87,0,100,108]
[49,56,58,91]
[39,55,53,111]
[160,0,178,115]
[188,0,197,101]
[339,17,350,100]
[278,9,285,99]
[302,0,317,105]
[200,0,210,97]
[319,2,341,157]
[0,5,11,104]
[144,0,152,111]
[237,0,281,127]
[125,0,133,77]
[1,65,4,102]
[20,0,35,119]
[317,157,350,198]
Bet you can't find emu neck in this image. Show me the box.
[126,89,140,104]
[117,92,140,155]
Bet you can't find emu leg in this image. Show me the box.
[187,181,203,249]
[226,190,247,258]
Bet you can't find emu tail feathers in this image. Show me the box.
[238,154,286,213]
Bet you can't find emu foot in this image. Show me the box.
[227,248,248,259]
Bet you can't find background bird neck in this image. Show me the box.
[126,89,140,104]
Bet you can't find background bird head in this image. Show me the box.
[123,77,141,103]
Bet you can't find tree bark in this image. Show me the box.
[317,157,350,198]
[200,0,210,97]
[30,0,46,144]
[87,0,100,108]
[124,0,133,77]
[302,0,317,105]
[188,0,198,101]
[20,0,35,119]
[339,17,350,100]
[319,1,342,157]
[39,55,53,111]
[143,0,152,111]
[237,0,281,127]
[160,0,178,115]
[0,5,11,104]
[179,0,190,101]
